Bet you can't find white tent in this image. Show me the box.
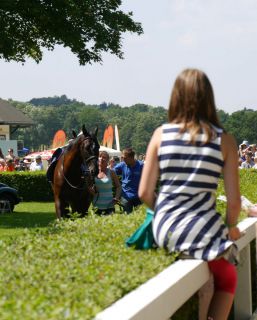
[99,146,121,157]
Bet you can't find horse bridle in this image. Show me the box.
[61,151,98,190]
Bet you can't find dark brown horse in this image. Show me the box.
[52,125,99,219]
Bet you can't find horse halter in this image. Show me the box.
[85,155,97,163]
[80,155,97,179]
[61,137,98,190]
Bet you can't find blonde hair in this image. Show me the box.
[99,151,109,160]
[168,69,223,143]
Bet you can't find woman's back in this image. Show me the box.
[139,69,241,319]
[158,123,223,196]
[153,123,235,261]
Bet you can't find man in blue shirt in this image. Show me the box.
[114,148,144,213]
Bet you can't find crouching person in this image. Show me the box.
[93,151,121,215]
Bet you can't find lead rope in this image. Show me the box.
[61,153,96,190]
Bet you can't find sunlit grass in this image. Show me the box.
[0,170,256,319]
[0,202,56,238]
[0,205,176,320]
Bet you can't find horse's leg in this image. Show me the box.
[71,201,84,216]
[78,192,92,217]
[54,191,68,219]
[70,202,77,214]
[68,191,78,215]
[54,196,62,219]
[61,200,70,218]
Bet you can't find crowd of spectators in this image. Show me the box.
[238,140,257,169]
[0,147,44,172]
[0,146,146,175]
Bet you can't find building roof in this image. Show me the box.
[0,99,34,126]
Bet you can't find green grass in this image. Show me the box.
[0,202,56,238]
[0,170,256,319]
[0,204,176,320]
[217,170,257,222]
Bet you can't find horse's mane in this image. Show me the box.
[65,132,85,152]
[65,137,77,152]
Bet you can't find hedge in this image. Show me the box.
[0,208,178,320]
[0,169,256,319]
[0,171,53,201]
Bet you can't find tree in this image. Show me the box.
[79,107,106,138]
[223,109,256,145]
[0,0,143,64]
[29,95,79,106]
[217,109,229,124]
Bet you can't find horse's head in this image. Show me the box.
[80,125,100,178]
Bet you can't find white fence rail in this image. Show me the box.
[95,217,257,320]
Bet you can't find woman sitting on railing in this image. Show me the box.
[139,68,242,320]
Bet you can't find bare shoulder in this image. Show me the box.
[221,132,238,159]
[153,126,162,137]
[221,132,237,148]
[150,126,162,145]
[144,126,162,161]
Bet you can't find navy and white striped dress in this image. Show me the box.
[153,123,236,261]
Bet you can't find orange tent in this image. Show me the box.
[52,130,67,149]
[102,125,114,148]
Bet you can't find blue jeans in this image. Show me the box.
[120,197,142,214]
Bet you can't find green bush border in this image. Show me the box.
[0,172,53,201]
[0,169,256,319]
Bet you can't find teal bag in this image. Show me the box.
[126,208,155,250]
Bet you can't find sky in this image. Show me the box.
[1,0,257,114]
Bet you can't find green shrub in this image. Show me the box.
[0,206,177,320]
[0,172,53,201]
[0,169,256,319]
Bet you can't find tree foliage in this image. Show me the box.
[28,95,80,107]
[222,109,257,145]
[12,99,168,153]
[0,0,143,64]
[11,97,257,154]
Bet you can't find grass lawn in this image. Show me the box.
[1,168,254,240]
[0,202,56,238]
[0,174,255,319]
[0,203,177,320]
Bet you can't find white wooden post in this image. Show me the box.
[95,260,210,320]
[234,244,252,320]
[249,223,257,320]
[95,218,257,320]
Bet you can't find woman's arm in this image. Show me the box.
[138,127,161,210]
[110,170,122,200]
[221,133,241,241]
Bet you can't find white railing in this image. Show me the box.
[95,217,257,320]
